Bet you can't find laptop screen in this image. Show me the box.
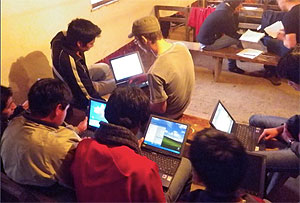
[88,99,108,129]
[109,52,144,83]
[143,116,188,155]
[240,152,266,198]
[211,102,234,133]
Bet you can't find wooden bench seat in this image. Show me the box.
[167,39,280,81]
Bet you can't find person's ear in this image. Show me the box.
[141,36,148,44]
[48,104,61,120]
[76,41,83,48]
[55,104,63,115]
[138,137,144,148]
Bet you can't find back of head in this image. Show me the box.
[128,16,163,43]
[277,45,300,84]
[66,18,101,47]
[189,128,248,194]
[1,86,13,113]
[28,78,72,118]
[105,86,150,129]
[224,0,243,9]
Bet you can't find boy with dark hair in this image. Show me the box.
[197,0,244,74]
[249,46,300,198]
[66,19,102,48]
[0,86,27,137]
[1,78,86,187]
[182,128,253,202]
[128,16,195,120]
[51,18,115,110]
[71,86,192,202]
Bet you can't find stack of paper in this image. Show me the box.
[239,29,265,43]
[264,21,284,38]
[237,49,263,59]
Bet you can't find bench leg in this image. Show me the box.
[212,57,223,82]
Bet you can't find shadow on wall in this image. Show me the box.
[8,51,53,104]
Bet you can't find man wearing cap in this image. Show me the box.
[128,16,195,120]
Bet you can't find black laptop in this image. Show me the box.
[210,101,264,151]
[109,51,148,88]
[239,152,266,198]
[141,115,189,189]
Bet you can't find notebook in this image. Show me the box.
[141,115,189,189]
[239,152,266,198]
[210,101,264,151]
[109,51,148,88]
[87,98,108,131]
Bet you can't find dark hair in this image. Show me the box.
[277,45,300,84]
[66,18,101,47]
[1,86,13,113]
[189,128,248,193]
[105,86,150,129]
[136,31,163,44]
[28,78,72,117]
[224,0,243,9]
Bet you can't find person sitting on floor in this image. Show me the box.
[128,16,195,120]
[180,128,264,202]
[71,86,192,202]
[1,78,87,187]
[197,0,245,74]
[249,45,300,199]
[0,86,28,138]
[51,18,116,110]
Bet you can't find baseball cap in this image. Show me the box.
[128,16,161,38]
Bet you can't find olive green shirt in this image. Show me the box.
[0,115,81,187]
[148,42,195,119]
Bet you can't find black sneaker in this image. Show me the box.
[228,66,245,74]
[266,75,281,86]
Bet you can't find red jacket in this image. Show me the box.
[71,139,166,202]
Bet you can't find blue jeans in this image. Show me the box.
[249,115,299,195]
[262,36,290,57]
[249,114,288,128]
[249,115,298,172]
[164,157,192,202]
[203,35,241,68]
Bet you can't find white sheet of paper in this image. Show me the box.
[236,49,263,59]
[239,29,265,43]
[264,21,284,38]
[242,6,260,10]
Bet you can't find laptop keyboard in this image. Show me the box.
[142,151,180,175]
[235,125,255,151]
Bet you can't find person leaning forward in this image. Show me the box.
[128,16,195,120]
[1,78,87,188]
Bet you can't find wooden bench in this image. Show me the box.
[167,39,280,81]
[154,5,192,41]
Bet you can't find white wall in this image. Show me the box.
[1,0,195,103]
